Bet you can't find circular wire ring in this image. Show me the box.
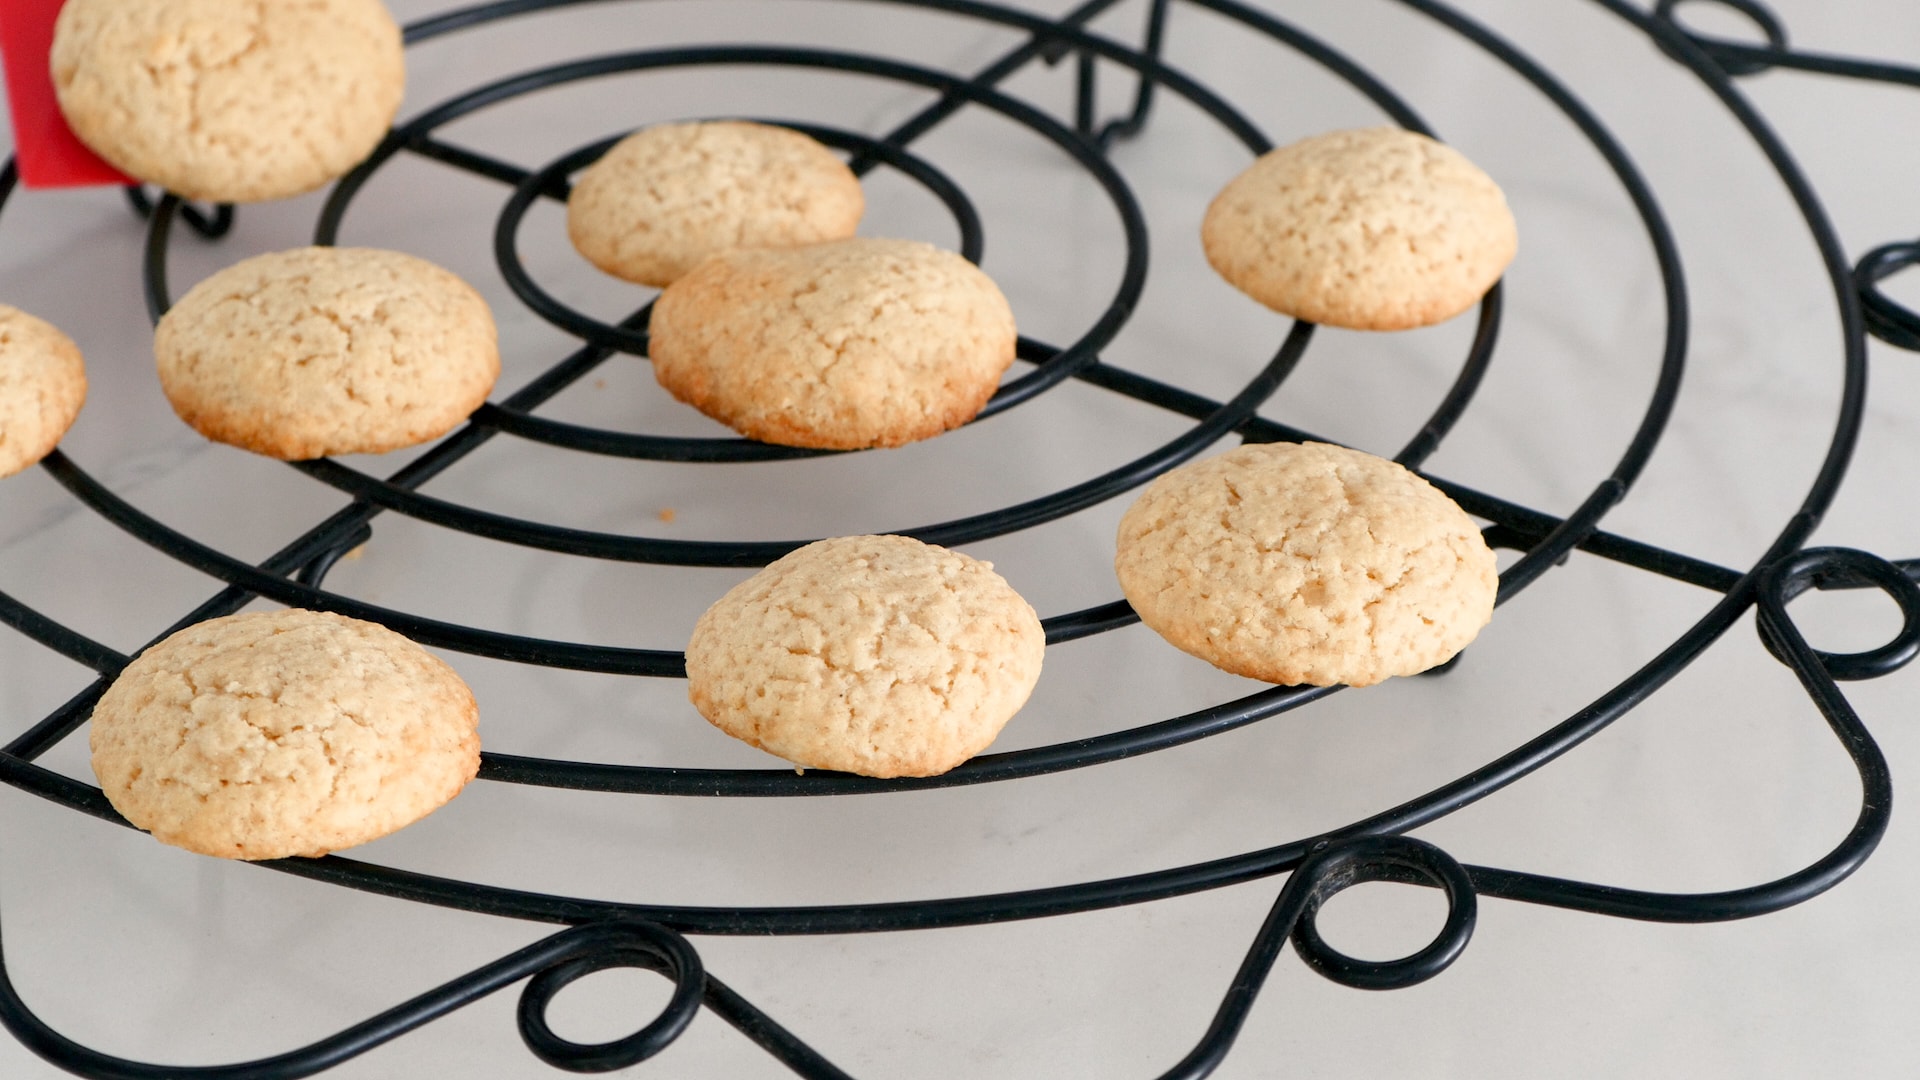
[1288,835,1478,991]
[516,922,707,1072]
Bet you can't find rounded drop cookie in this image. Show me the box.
[648,237,1016,449]
[567,120,865,287]
[685,535,1046,778]
[0,305,87,478]
[90,609,482,860]
[155,247,500,460]
[50,0,405,203]
[1201,127,1517,331]
[1115,442,1497,687]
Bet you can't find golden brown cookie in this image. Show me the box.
[1201,127,1517,331]
[685,535,1046,778]
[50,0,405,203]
[648,237,1017,449]
[567,121,865,287]
[90,608,481,860]
[0,305,87,478]
[1114,442,1497,687]
[155,247,500,460]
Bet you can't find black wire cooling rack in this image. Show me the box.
[5,0,1920,1075]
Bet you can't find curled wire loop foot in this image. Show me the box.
[517,921,707,1073]
[1154,836,1478,1079]
[1756,547,1920,681]
[1289,836,1478,991]
[1651,0,1787,76]
[0,914,704,1079]
[1853,240,1920,351]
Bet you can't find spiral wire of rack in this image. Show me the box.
[4,0,1920,1075]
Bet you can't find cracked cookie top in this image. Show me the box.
[0,305,87,479]
[1114,442,1497,687]
[90,608,481,860]
[50,0,405,203]
[684,535,1045,778]
[154,246,499,459]
[647,237,1017,449]
[1201,126,1517,331]
[567,121,865,288]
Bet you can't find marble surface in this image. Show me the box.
[3,0,1919,1076]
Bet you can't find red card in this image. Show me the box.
[0,0,133,188]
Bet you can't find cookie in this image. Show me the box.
[0,306,88,478]
[1114,442,1497,687]
[50,0,405,203]
[685,535,1046,778]
[567,121,864,287]
[1201,127,1517,331]
[89,608,481,860]
[649,238,1017,449]
[155,247,500,460]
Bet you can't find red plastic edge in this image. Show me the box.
[0,0,134,188]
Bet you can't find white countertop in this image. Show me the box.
[4,0,1920,1076]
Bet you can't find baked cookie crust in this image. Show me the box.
[0,305,87,478]
[685,535,1046,778]
[90,608,481,860]
[567,120,864,287]
[1201,126,1517,331]
[649,237,1016,449]
[155,246,500,460]
[1115,442,1497,687]
[51,0,405,203]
